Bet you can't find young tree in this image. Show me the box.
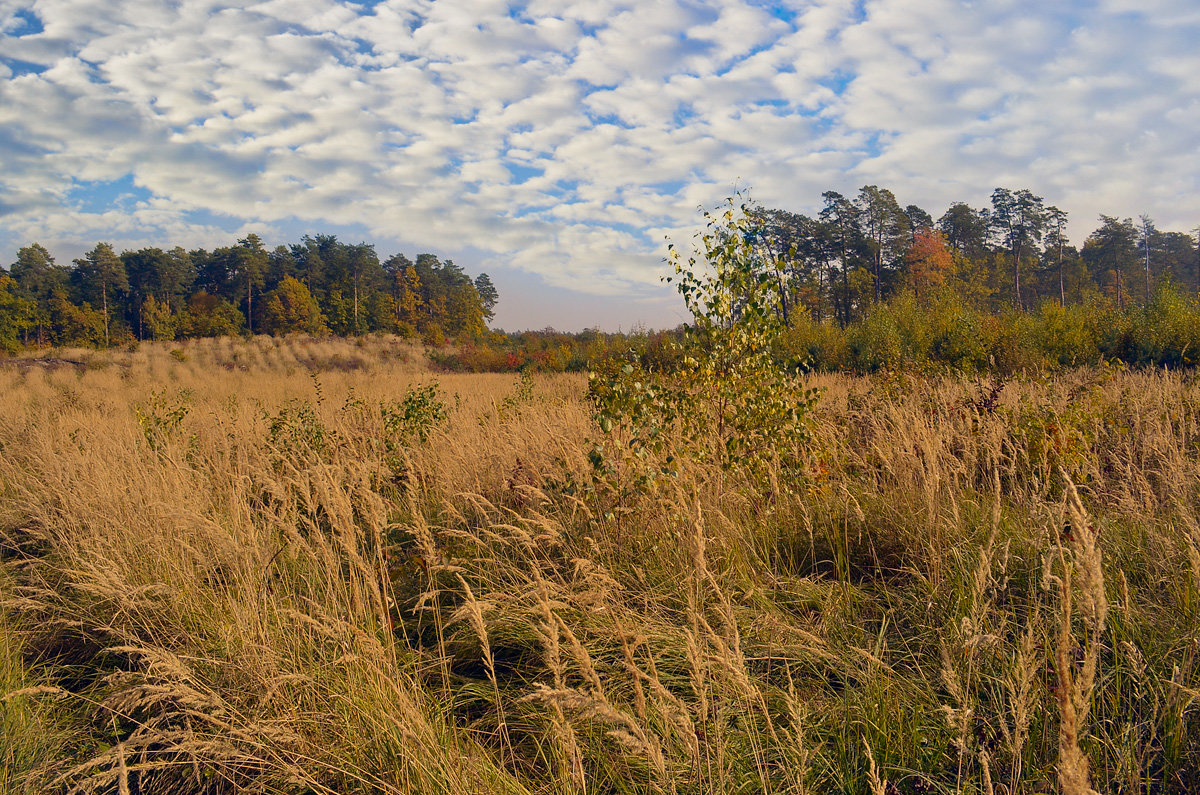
[905,227,953,300]
[596,197,820,486]
[141,294,178,341]
[182,291,245,338]
[46,290,105,346]
[0,274,36,352]
[259,276,327,335]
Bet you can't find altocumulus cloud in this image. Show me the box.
[1,0,1199,313]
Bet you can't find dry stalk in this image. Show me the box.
[454,574,514,768]
[862,736,888,795]
[1044,475,1108,795]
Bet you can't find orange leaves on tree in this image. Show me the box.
[906,227,954,298]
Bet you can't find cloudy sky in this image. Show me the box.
[2,0,1198,329]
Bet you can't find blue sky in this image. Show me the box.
[1,0,1198,330]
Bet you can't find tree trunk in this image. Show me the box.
[1145,246,1152,302]
[1057,233,1065,306]
[1012,242,1023,310]
[102,282,109,347]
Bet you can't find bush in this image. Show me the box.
[1033,300,1102,367]
[847,308,902,373]
[181,292,245,338]
[1129,285,1200,367]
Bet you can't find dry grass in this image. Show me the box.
[2,338,1199,793]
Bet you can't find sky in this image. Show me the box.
[1,0,1198,330]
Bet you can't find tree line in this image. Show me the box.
[740,186,1199,328]
[0,233,498,351]
[3,185,1200,357]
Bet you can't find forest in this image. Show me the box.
[2,186,1199,373]
[0,233,498,350]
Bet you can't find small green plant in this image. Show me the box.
[382,382,448,446]
[134,388,192,450]
[499,369,536,416]
[376,382,449,489]
[265,400,328,455]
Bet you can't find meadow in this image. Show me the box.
[2,335,1199,794]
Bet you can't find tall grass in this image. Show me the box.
[2,337,1199,793]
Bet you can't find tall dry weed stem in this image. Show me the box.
[1044,476,1109,795]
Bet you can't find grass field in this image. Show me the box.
[2,335,1199,794]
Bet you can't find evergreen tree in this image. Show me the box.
[10,243,66,345]
[1083,216,1139,309]
[72,242,128,346]
[474,273,498,321]
[820,191,865,325]
[856,185,908,303]
[230,234,269,333]
[938,202,989,264]
[989,188,1046,309]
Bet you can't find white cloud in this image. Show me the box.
[1,0,1199,319]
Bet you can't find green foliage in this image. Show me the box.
[135,388,192,451]
[1127,286,1200,366]
[1033,300,1103,367]
[421,322,446,347]
[0,274,35,353]
[47,290,105,346]
[265,399,329,456]
[590,198,819,492]
[140,294,178,341]
[587,355,685,492]
[181,291,245,338]
[373,382,448,490]
[259,276,328,335]
[498,369,536,418]
[382,382,449,445]
[846,305,903,372]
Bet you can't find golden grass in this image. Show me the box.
[2,338,1199,793]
